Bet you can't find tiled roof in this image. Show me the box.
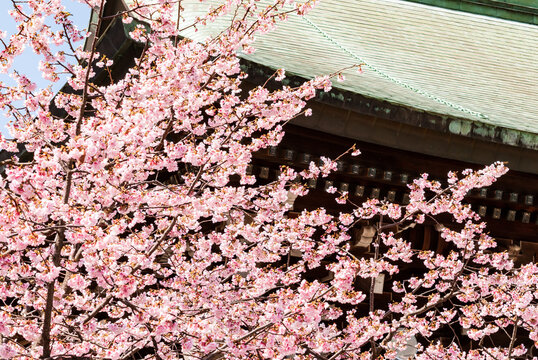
[125,0,538,145]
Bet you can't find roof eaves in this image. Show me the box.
[242,61,538,150]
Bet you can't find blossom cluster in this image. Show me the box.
[0,0,536,359]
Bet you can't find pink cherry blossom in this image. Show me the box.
[0,0,534,359]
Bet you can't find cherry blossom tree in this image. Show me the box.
[0,0,537,359]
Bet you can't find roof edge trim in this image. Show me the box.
[402,0,538,25]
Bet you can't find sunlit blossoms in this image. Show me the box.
[0,0,536,359]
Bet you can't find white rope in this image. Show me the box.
[301,15,489,120]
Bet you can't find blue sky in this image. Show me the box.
[0,0,90,136]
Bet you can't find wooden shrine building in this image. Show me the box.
[88,0,538,263]
[77,1,538,351]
